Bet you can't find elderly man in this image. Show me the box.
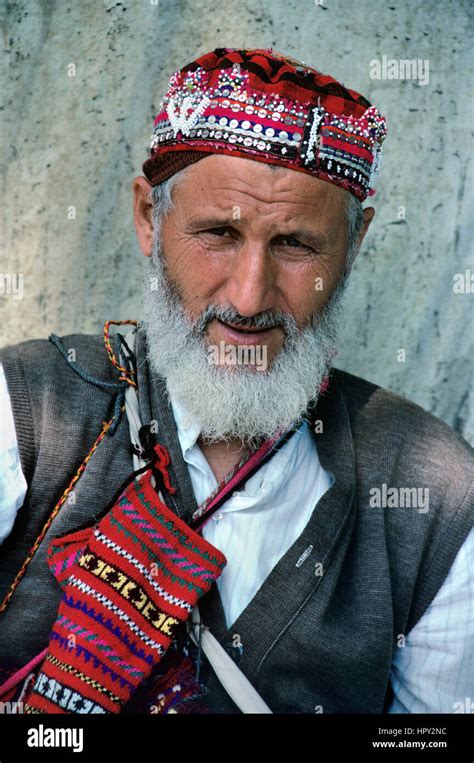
[0,48,472,715]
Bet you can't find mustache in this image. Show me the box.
[191,304,299,339]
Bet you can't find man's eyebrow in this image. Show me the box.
[186,216,234,230]
[185,216,331,248]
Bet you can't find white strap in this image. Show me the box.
[119,328,272,714]
[187,605,272,713]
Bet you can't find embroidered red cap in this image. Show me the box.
[142,47,388,202]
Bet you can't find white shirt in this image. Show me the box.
[170,396,334,628]
[0,363,28,546]
[0,361,473,713]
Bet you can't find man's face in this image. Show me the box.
[155,154,350,368]
[133,154,373,442]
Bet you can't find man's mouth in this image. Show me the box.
[215,318,279,345]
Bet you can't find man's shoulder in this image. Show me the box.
[333,368,473,634]
[332,367,473,465]
[0,331,105,362]
[0,331,116,386]
[0,332,127,485]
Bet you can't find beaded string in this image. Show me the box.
[0,319,138,615]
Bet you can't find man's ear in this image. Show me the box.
[132,176,154,258]
[358,206,375,248]
[348,206,375,269]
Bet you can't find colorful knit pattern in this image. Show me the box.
[123,634,211,714]
[142,47,388,201]
[22,472,227,714]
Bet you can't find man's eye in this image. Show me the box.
[278,236,310,249]
[204,227,231,237]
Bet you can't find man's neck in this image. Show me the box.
[197,437,250,484]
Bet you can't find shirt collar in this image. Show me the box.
[169,395,203,457]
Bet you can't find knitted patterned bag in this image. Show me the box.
[22,455,227,714]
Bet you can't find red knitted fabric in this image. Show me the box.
[23,470,227,714]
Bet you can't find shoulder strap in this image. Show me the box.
[187,605,272,713]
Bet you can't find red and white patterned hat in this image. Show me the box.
[142,47,388,202]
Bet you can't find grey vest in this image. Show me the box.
[1,324,473,713]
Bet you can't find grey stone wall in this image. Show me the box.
[1,0,472,441]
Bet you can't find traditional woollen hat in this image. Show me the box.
[142,47,388,202]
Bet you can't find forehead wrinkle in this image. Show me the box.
[189,184,333,229]
[192,172,345,228]
[199,172,322,208]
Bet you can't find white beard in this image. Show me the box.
[139,232,349,445]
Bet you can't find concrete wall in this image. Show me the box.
[1,0,472,442]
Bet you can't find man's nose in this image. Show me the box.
[224,242,277,317]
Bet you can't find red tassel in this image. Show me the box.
[153,444,176,494]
